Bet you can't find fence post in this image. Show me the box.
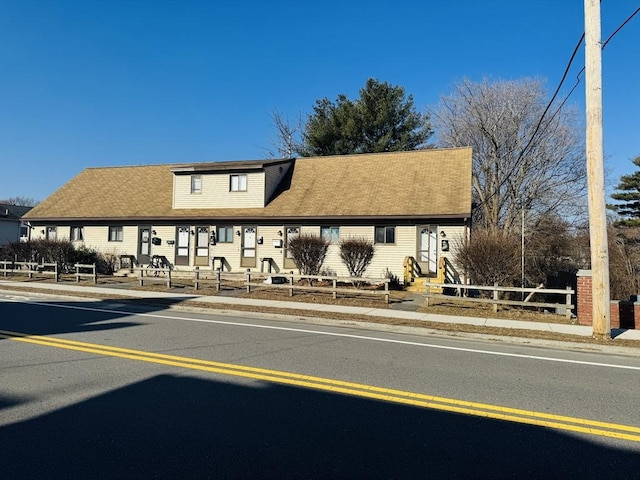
[384,279,389,304]
[55,263,59,282]
[566,286,573,320]
[493,282,499,313]
[139,268,144,287]
[246,269,251,293]
[333,278,337,300]
[194,266,200,290]
[215,267,221,292]
[92,263,97,284]
[166,269,172,289]
[76,264,80,283]
[289,273,294,297]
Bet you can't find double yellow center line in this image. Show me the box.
[2,329,639,443]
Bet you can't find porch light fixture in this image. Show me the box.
[235,230,241,237]
[152,230,157,235]
[440,231,446,238]
[277,230,283,237]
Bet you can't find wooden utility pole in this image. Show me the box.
[584,0,611,339]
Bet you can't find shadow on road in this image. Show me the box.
[0,296,195,337]
[1,373,638,479]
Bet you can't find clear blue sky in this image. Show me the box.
[1,0,638,202]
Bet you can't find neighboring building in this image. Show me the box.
[22,148,472,279]
[0,204,33,245]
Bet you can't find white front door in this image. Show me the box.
[418,225,438,274]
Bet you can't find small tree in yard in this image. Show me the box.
[454,229,521,289]
[287,234,329,282]
[339,237,374,284]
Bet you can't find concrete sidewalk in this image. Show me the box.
[1,280,639,342]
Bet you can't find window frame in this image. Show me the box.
[374,226,396,244]
[46,226,57,241]
[108,226,124,242]
[70,226,84,242]
[190,175,202,194]
[216,225,234,243]
[230,174,247,192]
[320,226,340,244]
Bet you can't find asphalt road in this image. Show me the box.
[1,292,639,479]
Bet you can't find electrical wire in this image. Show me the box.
[475,4,640,215]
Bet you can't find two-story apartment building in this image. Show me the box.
[23,147,472,279]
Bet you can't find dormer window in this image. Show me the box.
[230,174,247,192]
[191,175,202,194]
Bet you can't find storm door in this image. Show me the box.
[175,226,190,266]
[283,226,299,269]
[418,225,438,274]
[241,226,257,268]
[138,225,152,264]
[195,226,209,266]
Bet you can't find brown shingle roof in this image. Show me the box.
[24,147,472,222]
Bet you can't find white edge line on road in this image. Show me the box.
[4,298,640,371]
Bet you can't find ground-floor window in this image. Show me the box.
[375,226,395,244]
[217,225,234,243]
[71,226,84,241]
[46,226,57,241]
[108,226,123,242]
[321,226,340,243]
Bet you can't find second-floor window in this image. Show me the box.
[191,175,202,194]
[230,174,247,192]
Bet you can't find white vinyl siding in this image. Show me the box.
[173,172,266,209]
[34,222,467,279]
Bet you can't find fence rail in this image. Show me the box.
[0,261,58,280]
[425,282,574,318]
[74,263,97,284]
[245,270,390,303]
[135,267,172,288]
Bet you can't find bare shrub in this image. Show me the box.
[339,237,374,281]
[287,234,329,281]
[454,229,521,287]
[98,248,120,275]
[608,226,640,300]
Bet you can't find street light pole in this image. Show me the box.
[584,0,611,339]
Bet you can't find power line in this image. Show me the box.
[475,5,640,214]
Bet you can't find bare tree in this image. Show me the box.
[432,78,586,232]
[264,109,303,159]
[0,196,38,206]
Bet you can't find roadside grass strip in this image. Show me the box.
[2,329,639,443]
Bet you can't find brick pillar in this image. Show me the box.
[576,270,593,326]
